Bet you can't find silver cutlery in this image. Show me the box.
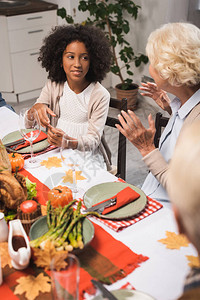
[4,139,25,148]
[83,197,116,214]
[91,279,118,300]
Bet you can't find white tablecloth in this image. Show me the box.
[0,107,19,139]
[0,107,197,300]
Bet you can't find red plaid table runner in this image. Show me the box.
[81,196,163,231]
[22,145,57,160]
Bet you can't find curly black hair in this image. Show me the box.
[38,24,112,83]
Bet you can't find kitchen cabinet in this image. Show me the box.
[0,9,57,102]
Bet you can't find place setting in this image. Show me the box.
[2,107,55,165]
[79,181,163,231]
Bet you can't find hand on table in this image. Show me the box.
[116,110,156,157]
[139,82,172,115]
[31,103,56,128]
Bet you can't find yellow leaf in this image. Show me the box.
[14,273,51,300]
[186,255,200,268]
[76,171,86,181]
[62,169,86,184]
[40,156,62,169]
[33,240,68,271]
[0,242,12,268]
[158,231,189,249]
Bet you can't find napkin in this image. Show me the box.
[97,187,140,215]
[14,131,47,150]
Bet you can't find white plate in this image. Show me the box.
[93,288,155,300]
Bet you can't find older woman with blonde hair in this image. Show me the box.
[116,22,200,202]
[168,120,200,298]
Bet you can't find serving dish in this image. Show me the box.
[29,215,95,253]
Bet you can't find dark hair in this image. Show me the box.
[38,25,112,83]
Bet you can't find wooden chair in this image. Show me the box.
[105,97,127,180]
[154,112,169,148]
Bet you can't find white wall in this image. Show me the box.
[48,0,190,88]
[123,0,190,87]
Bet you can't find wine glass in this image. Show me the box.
[60,135,85,196]
[19,107,41,168]
[51,253,80,300]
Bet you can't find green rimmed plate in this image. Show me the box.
[29,215,95,253]
[83,182,147,220]
[2,130,49,154]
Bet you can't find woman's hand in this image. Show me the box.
[47,125,65,147]
[32,103,56,128]
[139,82,172,114]
[115,110,156,157]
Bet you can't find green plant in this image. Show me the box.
[57,0,148,90]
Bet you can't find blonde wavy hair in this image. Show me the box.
[146,22,200,87]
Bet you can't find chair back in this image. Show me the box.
[154,112,169,148]
[105,97,127,180]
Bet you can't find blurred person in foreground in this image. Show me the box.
[168,121,200,299]
[116,22,200,202]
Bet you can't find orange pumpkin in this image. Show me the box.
[8,153,24,172]
[48,185,73,208]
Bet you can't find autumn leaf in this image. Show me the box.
[62,169,86,184]
[14,273,51,300]
[186,255,200,268]
[158,231,189,249]
[40,156,62,169]
[76,171,86,181]
[33,240,68,271]
[0,242,12,268]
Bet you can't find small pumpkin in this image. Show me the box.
[48,185,73,208]
[8,153,24,172]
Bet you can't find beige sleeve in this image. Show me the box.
[35,80,52,106]
[142,149,169,189]
[142,102,200,191]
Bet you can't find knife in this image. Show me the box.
[91,279,118,300]
[83,197,116,214]
[4,139,25,148]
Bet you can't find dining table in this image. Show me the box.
[0,106,198,300]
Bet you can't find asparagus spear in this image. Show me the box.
[76,218,84,249]
[30,206,73,248]
[30,200,101,249]
[57,199,77,224]
[46,200,51,227]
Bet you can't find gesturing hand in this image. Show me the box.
[47,125,64,147]
[32,103,56,128]
[139,82,172,114]
[115,110,156,157]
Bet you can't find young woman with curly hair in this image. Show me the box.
[32,25,112,169]
[116,22,200,202]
